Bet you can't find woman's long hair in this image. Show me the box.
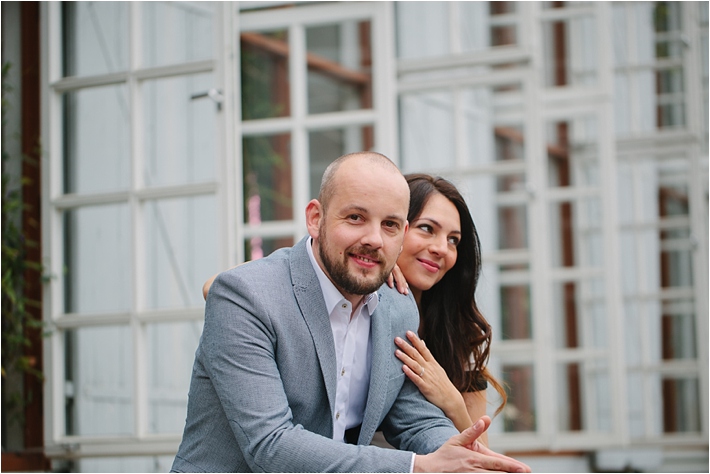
[406,174,507,415]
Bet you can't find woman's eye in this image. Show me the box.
[418,224,433,233]
[448,236,460,246]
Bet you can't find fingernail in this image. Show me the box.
[474,420,484,431]
[395,337,402,344]
[407,330,415,337]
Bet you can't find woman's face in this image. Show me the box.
[398,192,460,295]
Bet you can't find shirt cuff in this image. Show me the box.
[409,453,416,472]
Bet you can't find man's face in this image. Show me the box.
[307,160,410,302]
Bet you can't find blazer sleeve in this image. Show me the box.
[202,269,415,472]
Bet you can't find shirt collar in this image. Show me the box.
[306,236,379,315]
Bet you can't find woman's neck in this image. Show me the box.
[411,287,423,311]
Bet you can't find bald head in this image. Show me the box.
[318,152,405,211]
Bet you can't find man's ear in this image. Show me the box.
[305,199,322,239]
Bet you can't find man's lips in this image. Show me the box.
[350,253,381,268]
[417,258,440,273]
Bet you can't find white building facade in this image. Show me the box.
[26,1,710,472]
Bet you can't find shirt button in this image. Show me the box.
[335,412,340,420]
[341,303,347,309]
[341,368,345,376]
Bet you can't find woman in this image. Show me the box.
[202,173,505,439]
[389,174,506,440]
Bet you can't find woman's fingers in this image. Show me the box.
[390,264,409,295]
[405,330,433,359]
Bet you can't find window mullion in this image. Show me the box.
[290,22,308,241]
[129,1,147,440]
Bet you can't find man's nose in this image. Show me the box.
[360,223,384,248]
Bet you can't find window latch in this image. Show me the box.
[190,88,224,111]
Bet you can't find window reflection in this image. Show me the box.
[241,30,291,120]
[306,21,372,114]
[242,134,293,224]
[502,364,536,432]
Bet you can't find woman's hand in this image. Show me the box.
[386,263,409,295]
[395,331,473,432]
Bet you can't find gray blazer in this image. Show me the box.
[171,237,457,472]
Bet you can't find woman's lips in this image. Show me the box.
[417,258,440,273]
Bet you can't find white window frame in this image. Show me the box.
[40,1,233,458]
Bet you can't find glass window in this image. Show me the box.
[65,326,134,436]
[144,196,218,310]
[240,29,290,120]
[242,134,293,223]
[142,2,214,68]
[62,2,129,77]
[306,21,372,114]
[502,364,536,432]
[543,16,598,87]
[143,73,217,187]
[63,86,131,194]
[63,204,131,314]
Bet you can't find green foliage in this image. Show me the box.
[1,62,45,417]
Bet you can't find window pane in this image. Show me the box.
[143,73,217,187]
[144,195,218,310]
[399,91,455,171]
[497,205,528,250]
[662,377,701,433]
[557,360,612,432]
[62,2,128,77]
[147,321,202,434]
[244,236,295,261]
[306,21,372,114]
[660,300,697,360]
[549,198,604,268]
[142,1,214,68]
[243,134,292,224]
[63,86,130,194]
[309,126,374,199]
[553,278,607,349]
[500,284,531,340]
[241,29,290,120]
[502,364,536,432]
[396,2,450,59]
[546,117,599,188]
[543,16,598,87]
[63,204,131,314]
[65,326,133,436]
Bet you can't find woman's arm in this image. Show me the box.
[463,390,488,446]
[203,273,219,300]
[395,331,478,434]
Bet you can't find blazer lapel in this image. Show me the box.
[359,294,390,444]
[291,237,338,416]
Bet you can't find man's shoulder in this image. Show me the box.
[376,284,419,326]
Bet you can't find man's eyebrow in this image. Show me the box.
[342,206,405,221]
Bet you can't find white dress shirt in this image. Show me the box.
[306,237,377,443]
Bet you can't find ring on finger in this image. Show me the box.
[419,367,425,377]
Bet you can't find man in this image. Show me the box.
[171,152,530,472]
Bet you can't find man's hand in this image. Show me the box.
[413,416,531,473]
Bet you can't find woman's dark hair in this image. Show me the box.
[405,173,507,415]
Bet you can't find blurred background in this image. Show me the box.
[1,1,707,472]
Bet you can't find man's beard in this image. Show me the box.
[318,225,391,296]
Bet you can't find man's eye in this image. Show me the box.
[383,220,399,229]
[348,214,362,221]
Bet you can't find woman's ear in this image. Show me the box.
[305,199,322,239]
